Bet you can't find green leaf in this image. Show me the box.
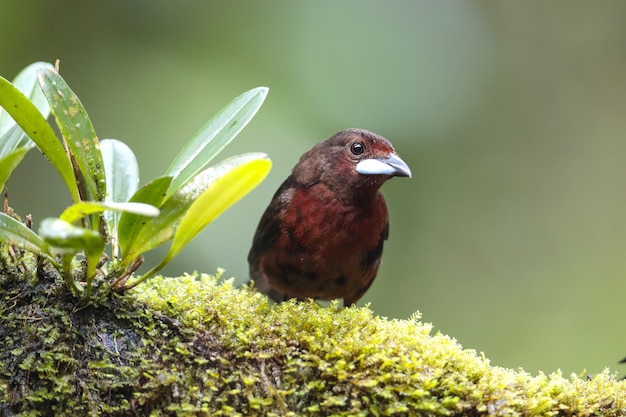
[100,139,140,247]
[0,66,79,202]
[164,153,271,266]
[0,61,53,136]
[59,201,160,225]
[0,63,52,186]
[128,153,271,286]
[0,212,57,266]
[39,217,102,254]
[39,217,105,296]
[0,142,30,192]
[38,67,106,203]
[0,62,52,190]
[101,139,139,203]
[164,86,268,199]
[0,123,33,156]
[119,177,190,262]
[118,176,172,260]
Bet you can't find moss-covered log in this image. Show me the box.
[1,253,625,416]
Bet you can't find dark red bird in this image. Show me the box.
[248,128,411,306]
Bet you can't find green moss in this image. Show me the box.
[1,250,626,416]
[134,273,626,416]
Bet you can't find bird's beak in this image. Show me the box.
[355,153,412,178]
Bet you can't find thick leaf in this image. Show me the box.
[0,61,53,136]
[59,201,160,225]
[164,86,268,198]
[0,70,79,202]
[38,67,106,203]
[39,217,104,296]
[127,153,271,286]
[0,212,57,266]
[39,217,103,254]
[119,177,193,262]
[100,139,140,244]
[163,153,271,267]
[0,62,56,192]
[101,139,139,202]
[118,176,172,260]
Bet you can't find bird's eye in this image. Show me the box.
[350,142,365,155]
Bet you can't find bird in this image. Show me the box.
[247,128,411,306]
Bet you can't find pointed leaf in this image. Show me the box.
[122,160,236,261]
[100,139,140,240]
[0,71,79,202]
[120,177,193,261]
[0,61,53,136]
[118,176,172,259]
[125,153,271,287]
[0,62,56,193]
[59,201,159,225]
[164,86,268,198]
[162,153,271,267]
[38,67,106,202]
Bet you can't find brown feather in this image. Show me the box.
[248,128,410,306]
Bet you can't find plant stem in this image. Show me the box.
[61,254,83,295]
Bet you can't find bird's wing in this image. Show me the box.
[247,176,296,275]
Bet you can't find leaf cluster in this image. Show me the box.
[0,62,271,302]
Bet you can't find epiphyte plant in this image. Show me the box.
[0,61,271,301]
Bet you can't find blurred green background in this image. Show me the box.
[2,1,626,376]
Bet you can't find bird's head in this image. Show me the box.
[293,128,411,199]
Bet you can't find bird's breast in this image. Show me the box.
[280,186,388,264]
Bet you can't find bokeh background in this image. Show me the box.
[2,1,626,376]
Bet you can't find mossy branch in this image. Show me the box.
[1,258,625,416]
